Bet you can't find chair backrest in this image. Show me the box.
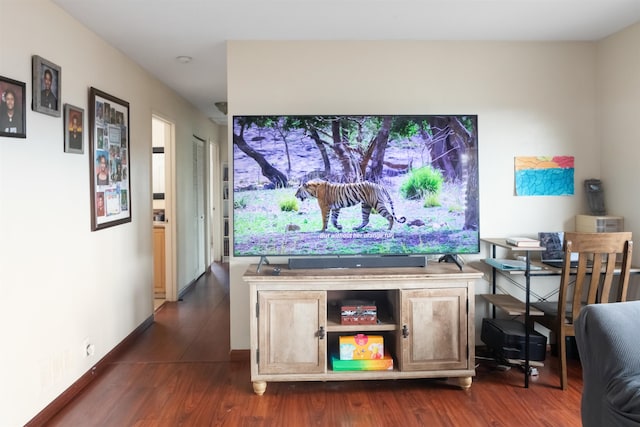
[559,232,633,324]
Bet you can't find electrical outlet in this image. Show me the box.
[82,338,95,357]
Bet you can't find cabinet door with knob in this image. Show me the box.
[399,288,469,371]
[256,290,327,375]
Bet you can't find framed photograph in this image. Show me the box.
[0,76,26,138]
[89,87,131,231]
[32,55,61,117]
[64,104,84,154]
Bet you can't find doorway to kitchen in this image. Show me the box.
[152,115,176,310]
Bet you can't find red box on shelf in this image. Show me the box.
[340,300,377,325]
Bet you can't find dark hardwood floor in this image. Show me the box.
[44,263,583,426]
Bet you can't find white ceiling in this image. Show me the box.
[51,0,640,124]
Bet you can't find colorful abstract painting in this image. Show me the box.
[514,156,574,196]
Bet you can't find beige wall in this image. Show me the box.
[226,39,631,350]
[2,1,638,423]
[598,23,640,290]
[0,0,218,425]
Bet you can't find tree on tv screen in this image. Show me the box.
[233,115,478,231]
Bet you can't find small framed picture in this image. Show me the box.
[32,55,61,117]
[64,104,84,154]
[0,75,27,138]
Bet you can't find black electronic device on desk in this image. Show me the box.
[584,179,606,215]
[538,231,592,269]
[481,318,547,362]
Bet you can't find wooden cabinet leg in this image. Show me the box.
[458,376,472,390]
[252,381,267,395]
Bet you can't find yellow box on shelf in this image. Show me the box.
[339,334,384,360]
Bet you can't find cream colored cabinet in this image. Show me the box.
[245,263,481,395]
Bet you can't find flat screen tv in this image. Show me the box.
[232,115,479,264]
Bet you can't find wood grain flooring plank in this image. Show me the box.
[45,264,583,427]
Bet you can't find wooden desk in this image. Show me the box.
[481,238,546,388]
[481,238,639,388]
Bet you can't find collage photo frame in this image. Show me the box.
[89,87,131,231]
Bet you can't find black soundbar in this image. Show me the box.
[288,256,426,270]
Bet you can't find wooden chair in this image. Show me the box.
[532,231,633,390]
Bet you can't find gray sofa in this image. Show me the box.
[575,301,640,427]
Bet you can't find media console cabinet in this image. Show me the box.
[244,263,482,395]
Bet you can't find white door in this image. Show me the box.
[209,142,221,262]
[193,137,206,276]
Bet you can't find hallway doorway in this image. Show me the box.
[152,115,176,308]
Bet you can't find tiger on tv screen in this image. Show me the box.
[232,115,479,257]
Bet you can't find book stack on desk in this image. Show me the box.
[505,237,541,247]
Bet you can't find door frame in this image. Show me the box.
[193,135,207,277]
[209,141,221,263]
[152,115,177,301]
